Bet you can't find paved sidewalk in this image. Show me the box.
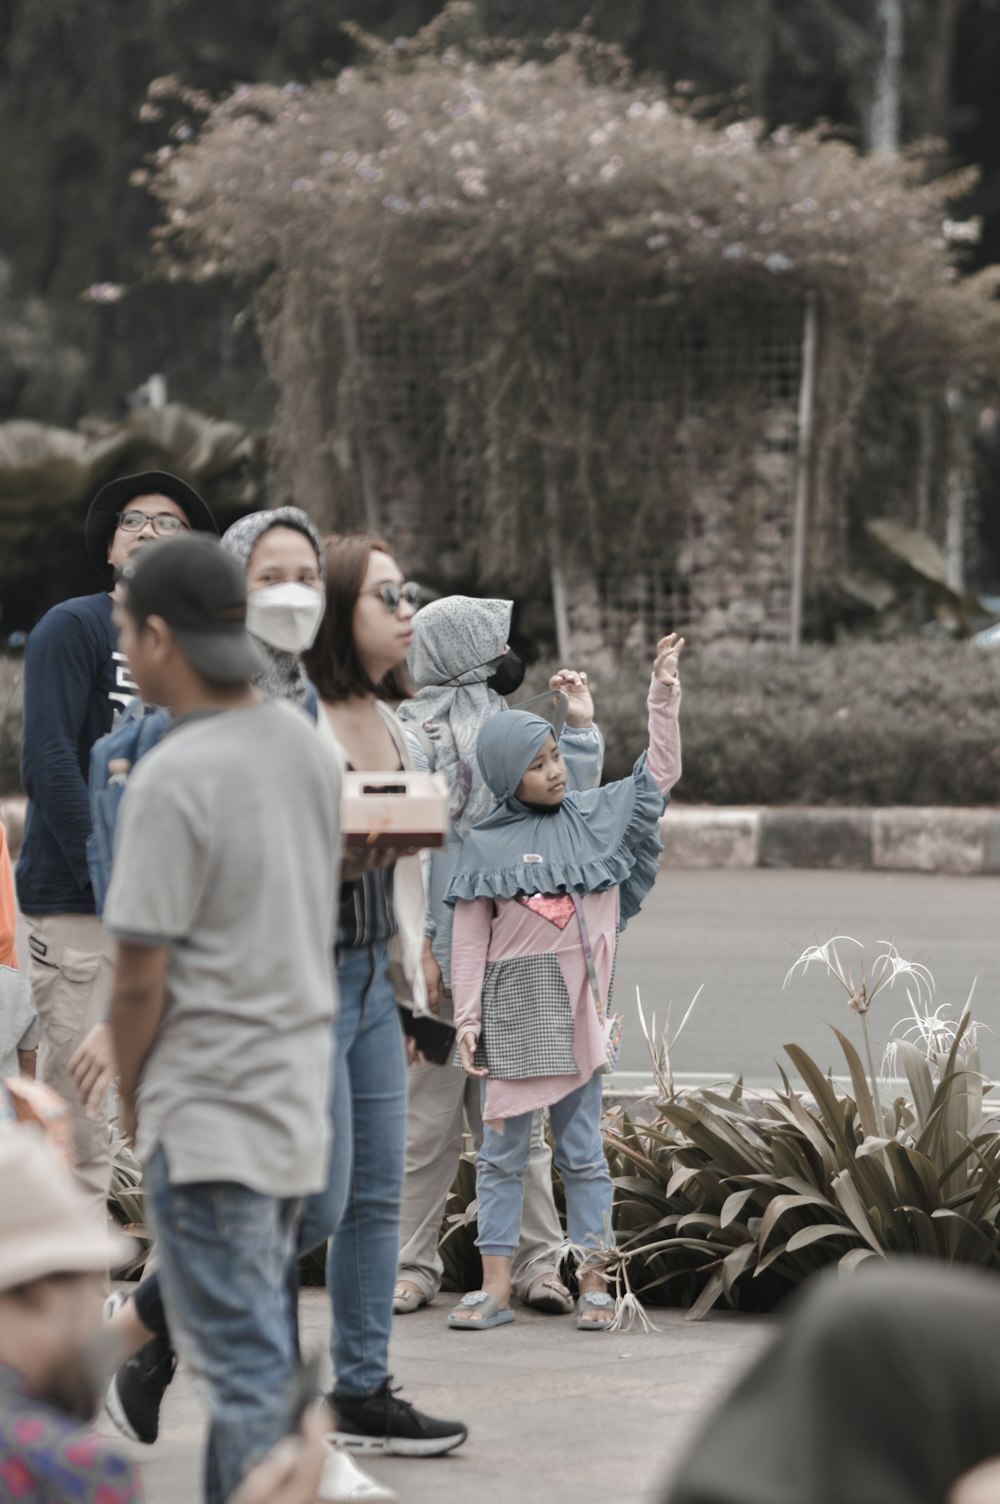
[105,1289,773,1504]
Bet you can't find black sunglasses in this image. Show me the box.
[360,581,422,614]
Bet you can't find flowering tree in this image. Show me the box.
[147,10,1000,641]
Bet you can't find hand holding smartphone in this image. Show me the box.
[398,1005,457,1065]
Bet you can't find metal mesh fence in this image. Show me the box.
[343,295,951,653]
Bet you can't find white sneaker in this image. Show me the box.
[318,1449,399,1503]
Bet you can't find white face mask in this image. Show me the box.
[246,582,326,655]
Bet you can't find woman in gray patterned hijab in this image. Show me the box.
[397,595,513,837]
[221,507,326,707]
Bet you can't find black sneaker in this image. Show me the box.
[330,1379,468,1457]
[104,1335,178,1445]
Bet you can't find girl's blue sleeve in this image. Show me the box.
[560,724,604,792]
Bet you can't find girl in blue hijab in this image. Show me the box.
[445,634,684,1331]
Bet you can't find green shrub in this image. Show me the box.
[5,638,1000,804]
[525,639,1000,803]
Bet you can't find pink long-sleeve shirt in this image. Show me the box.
[451,675,681,1125]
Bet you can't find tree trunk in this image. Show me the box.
[922,0,960,140]
[338,300,380,534]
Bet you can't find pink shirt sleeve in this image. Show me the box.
[645,675,682,793]
[450,897,493,1042]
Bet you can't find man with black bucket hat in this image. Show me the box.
[103,534,343,1504]
[15,471,217,1222]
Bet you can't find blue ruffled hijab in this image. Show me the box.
[445,711,666,928]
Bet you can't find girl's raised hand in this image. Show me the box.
[549,668,595,727]
[653,633,685,688]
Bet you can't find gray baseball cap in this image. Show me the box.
[121,533,266,684]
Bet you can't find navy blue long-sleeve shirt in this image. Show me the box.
[16,592,137,915]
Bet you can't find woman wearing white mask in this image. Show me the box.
[224,507,329,699]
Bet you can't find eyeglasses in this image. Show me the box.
[115,510,191,537]
[360,581,422,614]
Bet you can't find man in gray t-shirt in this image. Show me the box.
[102,534,341,1504]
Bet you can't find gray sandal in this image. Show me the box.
[524,1275,574,1315]
[392,1284,427,1315]
[576,1291,616,1330]
[448,1291,515,1330]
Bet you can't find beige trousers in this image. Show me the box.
[398,1019,565,1301]
[27,912,114,1221]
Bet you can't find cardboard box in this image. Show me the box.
[342,770,449,849]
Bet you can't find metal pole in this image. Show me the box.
[869,0,904,153]
[945,379,965,594]
[544,450,571,662]
[789,290,819,650]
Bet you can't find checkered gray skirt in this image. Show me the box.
[473,953,579,1080]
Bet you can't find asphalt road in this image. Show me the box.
[613,868,1000,1086]
[16,865,1000,1086]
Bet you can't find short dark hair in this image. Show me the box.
[303,532,413,703]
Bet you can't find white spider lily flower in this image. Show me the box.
[870,943,935,1011]
[783,935,863,994]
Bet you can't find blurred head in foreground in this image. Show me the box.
[0,1126,133,1422]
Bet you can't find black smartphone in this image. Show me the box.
[398,1005,457,1065]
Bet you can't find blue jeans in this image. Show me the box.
[299,944,407,1399]
[476,1073,614,1258]
[144,1146,300,1504]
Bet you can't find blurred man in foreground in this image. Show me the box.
[0,1125,327,1504]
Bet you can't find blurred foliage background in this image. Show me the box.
[2,0,998,432]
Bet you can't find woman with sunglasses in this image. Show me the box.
[299,534,468,1462]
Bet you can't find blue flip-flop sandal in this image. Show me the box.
[448,1291,515,1330]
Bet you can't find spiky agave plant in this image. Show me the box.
[604,945,1000,1318]
[107,1128,152,1280]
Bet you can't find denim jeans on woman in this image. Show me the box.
[298,943,408,1399]
[144,1145,301,1504]
[476,1072,614,1257]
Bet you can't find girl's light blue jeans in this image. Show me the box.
[298,943,407,1400]
[476,1072,614,1258]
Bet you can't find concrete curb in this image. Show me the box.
[5,794,1000,874]
[661,804,1000,875]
